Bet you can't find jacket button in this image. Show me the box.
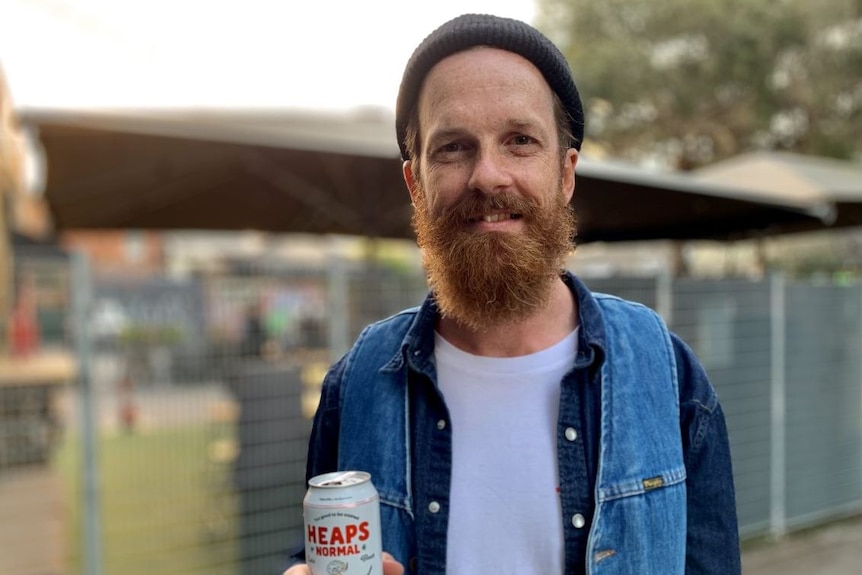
[428,501,441,513]
[409,557,418,572]
[437,419,446,430]
[565,427,578,441]
[572,513,586,528]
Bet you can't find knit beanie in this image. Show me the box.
[395,13,585,160]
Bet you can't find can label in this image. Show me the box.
[304,471,383,575]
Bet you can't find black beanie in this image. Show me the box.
[395,13,584,160]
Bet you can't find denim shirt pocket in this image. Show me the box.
[589,467,687,574]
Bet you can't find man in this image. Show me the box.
[286,13,740,575]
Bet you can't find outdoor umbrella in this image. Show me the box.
[21,108,835,243]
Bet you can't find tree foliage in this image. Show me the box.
[536,0,862,169]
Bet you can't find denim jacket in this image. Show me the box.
[299,272,741,574]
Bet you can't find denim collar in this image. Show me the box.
[388,271,607,378]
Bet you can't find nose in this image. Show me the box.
[466,147,512,195]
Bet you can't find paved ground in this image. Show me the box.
[0,467,65,575]
[741,514,862,575]
[3,468,859,575]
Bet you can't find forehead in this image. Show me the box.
[417,47,557,129]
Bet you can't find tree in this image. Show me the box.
[536,0,862,169]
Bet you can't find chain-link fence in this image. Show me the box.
[2,249,861,575]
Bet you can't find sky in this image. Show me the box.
[0,0,536,111]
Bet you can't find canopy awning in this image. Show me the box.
[21,108,835,243]
[693,151,862,234]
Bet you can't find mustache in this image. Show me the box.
[436,192,540,226]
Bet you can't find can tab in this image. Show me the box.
[319,471,366,487]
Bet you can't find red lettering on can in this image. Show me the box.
[308,523,370,545]
[345,524,358,542]
[314,544,360,557]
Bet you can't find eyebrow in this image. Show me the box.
[426,118,546,144]
[507,119,539,130]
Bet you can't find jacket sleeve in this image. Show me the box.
[672,334,742,575]
[304,354,348,480]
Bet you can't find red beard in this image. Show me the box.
[411,183,576,331]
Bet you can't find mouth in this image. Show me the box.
[467,213,523,223]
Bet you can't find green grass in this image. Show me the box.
[55,425,239,575]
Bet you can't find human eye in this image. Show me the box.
[506,132,542,154]
[430,139,470,162]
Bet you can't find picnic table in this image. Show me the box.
[0,350,76,468]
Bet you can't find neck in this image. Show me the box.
[437,278,578,357]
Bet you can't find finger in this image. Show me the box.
[381,552,405,575]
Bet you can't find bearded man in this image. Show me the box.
[286,13,741,575]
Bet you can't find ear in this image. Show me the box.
[402,160,419,205]
[562,148,578,203]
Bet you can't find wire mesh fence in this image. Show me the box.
[1,248,861,575]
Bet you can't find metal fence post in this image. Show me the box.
[655,270,673,326]
[326,239,350,360]
[769,272,787,539]
[71,251,103,575]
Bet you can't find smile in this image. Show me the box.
[468,213,522,223]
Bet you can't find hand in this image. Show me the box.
[381,553,405,575]
[283,552,404,575]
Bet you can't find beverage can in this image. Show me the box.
[303,470,383,575]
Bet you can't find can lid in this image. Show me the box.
[309,470,371,488]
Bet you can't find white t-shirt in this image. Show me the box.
[435,328,579,574]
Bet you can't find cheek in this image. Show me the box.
[427,194,453,219]
[530,170,566,206]
[420,170,465,212]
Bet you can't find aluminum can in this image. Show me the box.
[303,471,383,575]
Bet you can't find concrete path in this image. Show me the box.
[2,463,858,575]
[742,515,862,575]
[0,467,65,575]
